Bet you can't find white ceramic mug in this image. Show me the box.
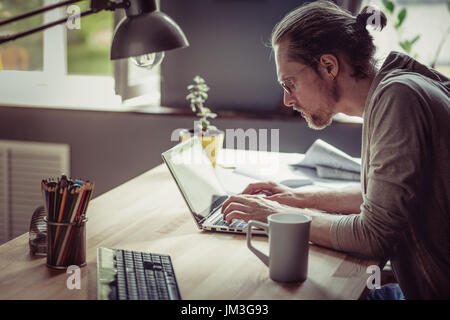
[247,213,311,282]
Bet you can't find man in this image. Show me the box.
[221,1,450,299]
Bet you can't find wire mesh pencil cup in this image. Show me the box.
[41,175,94,270]
[45,217,87,269]
[29,206,48,256]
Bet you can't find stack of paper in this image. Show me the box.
[293,139,361,181]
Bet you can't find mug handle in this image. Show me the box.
[246,220,269,267]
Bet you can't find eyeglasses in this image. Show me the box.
[278,66,309,95]
[279,78,296,95]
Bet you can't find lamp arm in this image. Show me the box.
[0,0,128,45]
[0,0,84,27]
[0,9,97,45]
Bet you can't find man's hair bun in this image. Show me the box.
[356,5,387,31]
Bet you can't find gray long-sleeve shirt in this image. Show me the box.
[329,52,450,299]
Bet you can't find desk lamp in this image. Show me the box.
[0,0,189,69]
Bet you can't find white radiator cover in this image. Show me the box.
[0,140,70,244]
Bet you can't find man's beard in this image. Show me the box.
[298,80,340,130]
[303,111,333,130]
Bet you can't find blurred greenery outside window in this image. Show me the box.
[364,0,450,76]
[0,0,44,71]
[67,0,113,76]
[0,0,113,75]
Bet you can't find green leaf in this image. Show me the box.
[410,34,420,45]
[398,40,411,54]
[398,36,420,56]
[197,84,209,92]
[193,75,205,84]
[382,0,395,14]
[395,8,407,29]
[201,119,210,130]
[447,1,450,13]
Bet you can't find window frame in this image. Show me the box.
[0,0,160,110]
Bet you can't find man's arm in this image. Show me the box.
[282,184,363,215]
[302,209,343,248]
[231,182,364,250]
[242,182,363,214]
[221,188,354,251]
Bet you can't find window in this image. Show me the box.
[0,0,161,109]
[0,0,44,71]
[67,0,113,76]
[364,0,450,76]
[335,0,450,124]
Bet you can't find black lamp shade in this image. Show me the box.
[110,11,189,60]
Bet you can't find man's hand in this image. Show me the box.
[242,181,308,208]
[221,192,339,249]
[222,181,363,249]
[221,194,300,224]
[241,181,291,196]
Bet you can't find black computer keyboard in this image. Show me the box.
[97,248,181,300]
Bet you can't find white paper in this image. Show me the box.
[233,163,312,187]
[316,165,360,181]
[294,139,361,173]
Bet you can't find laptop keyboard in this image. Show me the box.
[213,215,247,229]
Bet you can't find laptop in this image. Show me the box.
[162,137,264,235]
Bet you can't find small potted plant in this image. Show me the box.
[179,75,224,168]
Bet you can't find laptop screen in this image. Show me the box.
[162,138,227,221]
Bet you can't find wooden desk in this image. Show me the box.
[0,154,377,300]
